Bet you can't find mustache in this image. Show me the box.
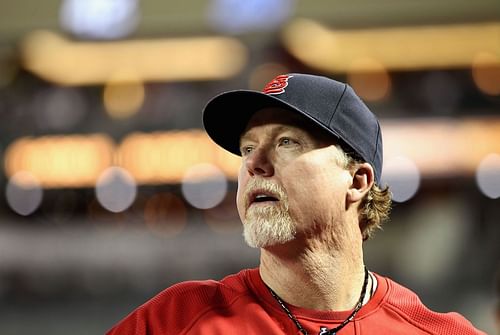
[243,178,288,206]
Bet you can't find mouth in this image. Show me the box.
[248,190,280,207]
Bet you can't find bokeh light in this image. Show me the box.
[6,171,43,216]
[21,30,248,86]
[181,163,228,209]
[471,51,500,96]
[144,193,187,237]
[4,134,115,188]
[283,20,499,73]
[475,153,500,199]
[381,156,421,203]
[207,0,295,34]
[95,166,137,213]
[116,130,240,184]
[103,75,145,119]
[59,0,140,39]
[347,58,391,101]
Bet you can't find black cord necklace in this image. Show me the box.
[266,266,369,335]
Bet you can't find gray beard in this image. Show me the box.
[242,205,296,248]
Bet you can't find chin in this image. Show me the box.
[243,234,295,249]
[242,217,296,248]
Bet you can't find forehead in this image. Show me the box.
[242,107,330,138]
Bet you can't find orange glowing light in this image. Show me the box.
[103,74,146,119]
[21,30,248,85]
[283,20,500,72]
[471,52,500,96]
[4,134,115,188]
[347,58,391,101]
[116,130,240,184]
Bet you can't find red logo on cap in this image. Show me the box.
[262,75,293,95]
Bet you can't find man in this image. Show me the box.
[107,73,485,334]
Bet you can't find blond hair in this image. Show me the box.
[337,146,392,240]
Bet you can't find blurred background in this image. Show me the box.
[0,0,499,334]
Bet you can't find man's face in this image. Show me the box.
[236,108,353,248]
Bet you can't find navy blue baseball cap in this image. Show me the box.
[202,73,383,184]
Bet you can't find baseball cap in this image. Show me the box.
[202,73,383,183]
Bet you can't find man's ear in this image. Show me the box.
[347,163,375,204]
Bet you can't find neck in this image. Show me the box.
[259,237,366,311]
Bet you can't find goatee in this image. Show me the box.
[241,179,296,248]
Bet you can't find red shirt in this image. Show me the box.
[107,268,485,335]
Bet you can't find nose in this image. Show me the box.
[244,146,274,177]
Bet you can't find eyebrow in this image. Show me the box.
[240,124,301,144]
[239,131,255,145]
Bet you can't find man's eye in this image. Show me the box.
[279,137,297,146]
[240,146,254,155]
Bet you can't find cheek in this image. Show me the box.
[236,165,247,219]
[281,161,349,215]
[236,186,245,219]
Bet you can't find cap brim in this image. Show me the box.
[202,90,340,156]
[203,90,293,155]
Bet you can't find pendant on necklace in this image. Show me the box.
[318,326,337,335]
[318,327,330,335]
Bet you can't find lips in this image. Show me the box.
[247,189,279,207]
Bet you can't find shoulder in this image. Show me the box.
[106,269,254,335]
[379,275,486,335]
[156,270,249,305]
